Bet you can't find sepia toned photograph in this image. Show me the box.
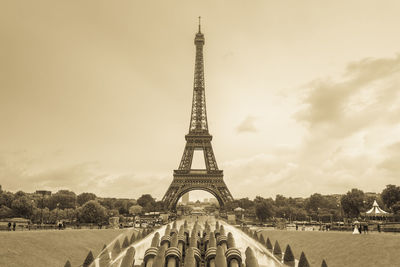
[1,1,400,266]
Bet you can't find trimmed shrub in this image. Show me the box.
[99,249,110,266]
[122,236,130,249]
[283,245,295,266]
[130,232,136,244]
[266,237,273,250]
[112,240,121,258]
[83,250,94,267]
[321,259,328,267]
[120,247,136,267]
[136,231,142,240]
[259,234,265,245]
[253,231,258,240]
[273,240,282,258]
[64,260,71,267]
[298,252,310,267]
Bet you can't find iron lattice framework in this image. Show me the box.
[162,20,234,210]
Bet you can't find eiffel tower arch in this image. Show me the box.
[162,19,233,211]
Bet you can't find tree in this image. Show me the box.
[306,193,327,212]
[238,198,254,210]
[0,191,15,208]
[0,205,13,218]
[137,194,155,207]
[137,194,156,212]
[275,195,288,207]
[381,185,400,210]
[77,193,97,206]
[128,205,143,215]
[153,201,165,212]
[341,189,365,218]
[107,209,119,217]
[78,200,107,223]
[224,200,239,212]
[11,196,34,218]
[391,201,400,214]
[114,199,130,214]
[48,190,77,210]
[255,199,275,222]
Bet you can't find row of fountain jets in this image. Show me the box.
[115,220,261,267]
[81,219,323,267]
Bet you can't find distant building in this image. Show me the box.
[182,192,189,204]
[35,190,52,196]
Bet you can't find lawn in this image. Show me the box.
[260,229,400,267]
[0,228,128,267]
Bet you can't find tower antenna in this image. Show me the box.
[198,16,201,32]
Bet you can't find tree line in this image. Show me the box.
[1,184,399,224]
[0,189,162,224]
[224,185,400,222]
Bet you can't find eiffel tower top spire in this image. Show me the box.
[198,16,201,33]
[189,17,208,134]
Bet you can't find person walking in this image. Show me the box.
[12,222,16,231]
[7,222,11,231]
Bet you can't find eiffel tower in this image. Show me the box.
[162,18,234,210]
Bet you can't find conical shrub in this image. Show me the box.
[259,234,265,245]
[253,231,258,240]
[273,240,282,258]
[64,260,71,267]
[298,252,310,267]
[136,230,142,240]
[112,240,121,258]
[122,236,130,249]
[130,232,136,244]
[120,247,136,267]
[283,245,295,266]
[266,237,273,250]
[321,259,328,267]
[83,250,94,267]
[99,249,110,267]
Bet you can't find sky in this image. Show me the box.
[1,0,400,200]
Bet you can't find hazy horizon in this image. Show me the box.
[1,1,400,200]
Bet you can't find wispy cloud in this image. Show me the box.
[236,116,258,133]
[296,54,400,138]
[379,141,400,174]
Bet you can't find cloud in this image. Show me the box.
[379,141,400,174]
[0,152,170,199]
[223,54,400,198]
[296,54,400,139]
[236,116,258,133]
[223,149,388,199]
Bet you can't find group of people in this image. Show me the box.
[354,223,369,234]
[7,222,17,231]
